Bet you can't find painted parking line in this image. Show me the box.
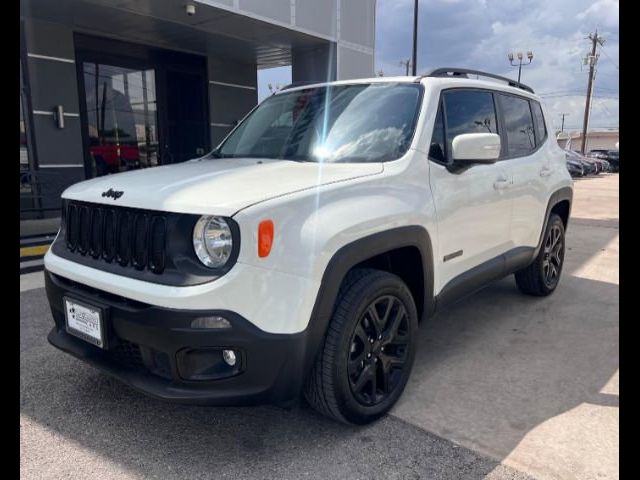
[20,244,50,258]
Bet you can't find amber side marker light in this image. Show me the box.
[258,220,274,257]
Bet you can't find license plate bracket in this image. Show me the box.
[63,296,109,349]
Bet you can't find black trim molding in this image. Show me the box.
[303,226,435,379]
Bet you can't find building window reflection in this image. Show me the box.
[83,63,159,177]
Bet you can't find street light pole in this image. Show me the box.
[411,0,418,76]
[508,51,534,83]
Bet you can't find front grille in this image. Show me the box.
[65,201,167,274]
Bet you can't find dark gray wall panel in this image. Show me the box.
[339,0,375,48]
[209,86,257,124]
[210,125,234,147]
[295,0,337,38]
[31,115,84,167]
[292,43,337,82]
[207,57,257,87]
[32,166,85,212]
[23,18,76,59]
[27,58,81,113]
[337,45,374,79]
[239,0,291,24]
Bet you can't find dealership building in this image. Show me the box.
[19,0,376,244]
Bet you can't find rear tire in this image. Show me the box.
[304,268,418,424]
[515,213,565,296]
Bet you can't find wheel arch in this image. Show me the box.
[534,186,573,258]
[301,226,434,380]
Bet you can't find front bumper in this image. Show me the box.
[45,270,308,406]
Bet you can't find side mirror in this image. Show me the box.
[452,133,500,163]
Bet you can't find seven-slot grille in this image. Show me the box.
[65,201,167,274]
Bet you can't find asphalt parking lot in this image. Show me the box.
[20,174,618,480]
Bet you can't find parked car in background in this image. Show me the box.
[607,150,619,171]
[566,150,597,175]
[565,154,585,177]
[585,152,607,172]
[589,150,618,172]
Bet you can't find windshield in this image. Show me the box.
[212,83,423,163]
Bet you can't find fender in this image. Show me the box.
[532,186,573,259]
[300,225,435,380]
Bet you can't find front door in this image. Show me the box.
[428,88,513,293]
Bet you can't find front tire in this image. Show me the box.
[515,213,566,296]
[304,268,418,424]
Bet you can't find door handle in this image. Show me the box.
[493,177,511,190]
[540,167,553,177]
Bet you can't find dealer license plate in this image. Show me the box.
[63,297,105,348]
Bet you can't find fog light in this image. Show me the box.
[222,349,237,366]
[176,348,242,380]
[190,316,231,329]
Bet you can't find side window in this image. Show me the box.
[531,100,547,146]
[498,94,536,157]
[428,103,446,163]
[442,90,498,161]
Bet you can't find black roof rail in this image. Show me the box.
[419,67,535,94]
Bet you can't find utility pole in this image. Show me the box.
[411,0,418,75]
[560,113,569,133]
[580,30,604,154]
[399,59,411,76]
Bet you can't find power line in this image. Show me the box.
[599,45,619,70]
[540,94,619,99]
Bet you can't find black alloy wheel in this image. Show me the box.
[515,213,566,296]
[347,295,410,406]
[304,268,418,424]
[542,223,564,288]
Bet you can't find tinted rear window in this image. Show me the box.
[498,94,536,157]
[531,101,547,146]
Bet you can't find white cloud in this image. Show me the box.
[577,0,619,29]
[375,0,619,132]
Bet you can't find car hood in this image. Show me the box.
[62,157,384,216]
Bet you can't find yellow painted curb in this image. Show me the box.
[20,244,50,258]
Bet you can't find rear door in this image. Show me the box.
[496,94,549,249]
[428,88,513,293]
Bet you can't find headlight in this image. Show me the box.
[192,216,233,268]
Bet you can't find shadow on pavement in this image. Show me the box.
[391,213,618,476]
[21,288,531,480]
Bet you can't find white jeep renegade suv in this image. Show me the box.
[44,68,573,424]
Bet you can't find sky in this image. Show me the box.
[258,0,618,134]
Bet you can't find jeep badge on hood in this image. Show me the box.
[102,188,124,200]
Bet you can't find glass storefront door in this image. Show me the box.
[81,62,159,177]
